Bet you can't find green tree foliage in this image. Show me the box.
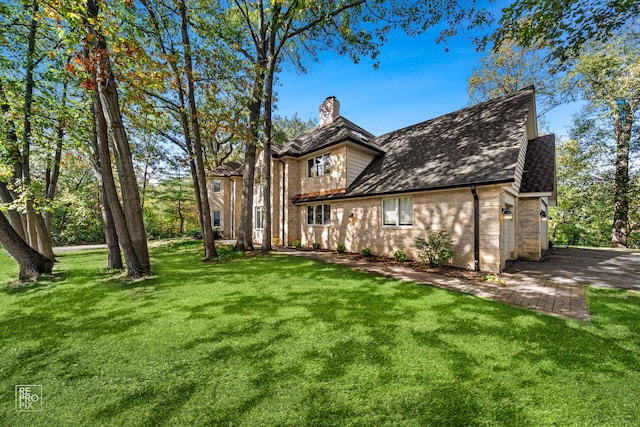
[143,173,198,240]
[272,114,317,145]
[569,33,640,247]
[551,139,615,247]
[468,39,569,121]
[491,0,640,63]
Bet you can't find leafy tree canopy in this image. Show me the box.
[489,0,639,64]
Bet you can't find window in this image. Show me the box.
[213,179,221,193]
[307,153,331,177]
[213,210,221,227]
[383,197,413,226]
[255,206,264,229]
[307,204,331,225]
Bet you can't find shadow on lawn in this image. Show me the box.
[174,256,640,424]
[3,250,640,425]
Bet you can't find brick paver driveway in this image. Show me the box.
[506,247,640,290]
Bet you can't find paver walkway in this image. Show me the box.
[277,248,590,321]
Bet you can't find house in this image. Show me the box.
[209,87,556,272]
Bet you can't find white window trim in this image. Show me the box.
[255,206,264,230]
[306,153,331,178]
[306,204,331,226]
[213,179,222,193]
[382,197,414,228]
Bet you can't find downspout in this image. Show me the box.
[279,158,285,243]
[471,185,480,271]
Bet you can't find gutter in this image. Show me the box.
[471,185,480,272]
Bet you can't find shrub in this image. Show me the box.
[312,242,321,251]
[414,230,455,268]
[272,237,282,246]
[393,250,407,262]
[212,228,223,240]
[361,247,372,257]
[186,228,202,239]
[292,240,302,249]
[336,243,346,254]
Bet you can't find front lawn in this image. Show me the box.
[1,245,639,426]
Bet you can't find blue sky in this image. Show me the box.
[274,2,579,140]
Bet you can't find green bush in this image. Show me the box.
[187,228,202,239]
[414,230,455,268]
[336,243,346,253]
[292,240,302,249]
[361,247,372,257]
[393,250,407,262]
[312,242,321,250]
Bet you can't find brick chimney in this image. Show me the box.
[319,96,340,126]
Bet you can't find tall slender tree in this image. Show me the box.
[83,0,150,276]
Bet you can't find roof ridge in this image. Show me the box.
[376,86,534,144]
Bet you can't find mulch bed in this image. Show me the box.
[288,247,486,283]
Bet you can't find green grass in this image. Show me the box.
[1,246,640,426]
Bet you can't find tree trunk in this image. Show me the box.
[262,54,276,253]
[0,181,25,240]
[178,0,217,260]
[96,83,150,271]
[0,211,53,281]
[44,78,67,232]
[611,102,633,248]
[92,88,145,277]
[21,0,55,261]
[86,0,150,273]
[99,180,123,270]
[236,64,265,251]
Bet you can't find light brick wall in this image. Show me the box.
[284,157,301,244]
[517,198,542,260]
[298,186,504,272]
[300,145,347,195]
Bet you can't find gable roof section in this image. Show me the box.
[520,134,556,195]
[274,116,382,158]
[211,161,244,177]
[294,87,534,204]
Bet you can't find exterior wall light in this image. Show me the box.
[501,208,513,220]
[349,212,356,223]
[540,210,548,221]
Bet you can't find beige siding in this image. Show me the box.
[346,146,376,187]
[512,134,528,192]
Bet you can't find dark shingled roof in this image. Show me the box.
[274,116,382,158]
[294,87,535,204]
[520,134,556,194]
[211,161,244,177]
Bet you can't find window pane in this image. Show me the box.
[213,179,221,193]
[307,159,315,177]
[307,206,314,224]
[254,207,263,229]
[315,205,323,225]
[323,204,331,225]
[322,154,331,175]
[399,198,413,225]
[213,210,221,227]
[383,199,397,225]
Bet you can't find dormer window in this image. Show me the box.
[307,153,331,178]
